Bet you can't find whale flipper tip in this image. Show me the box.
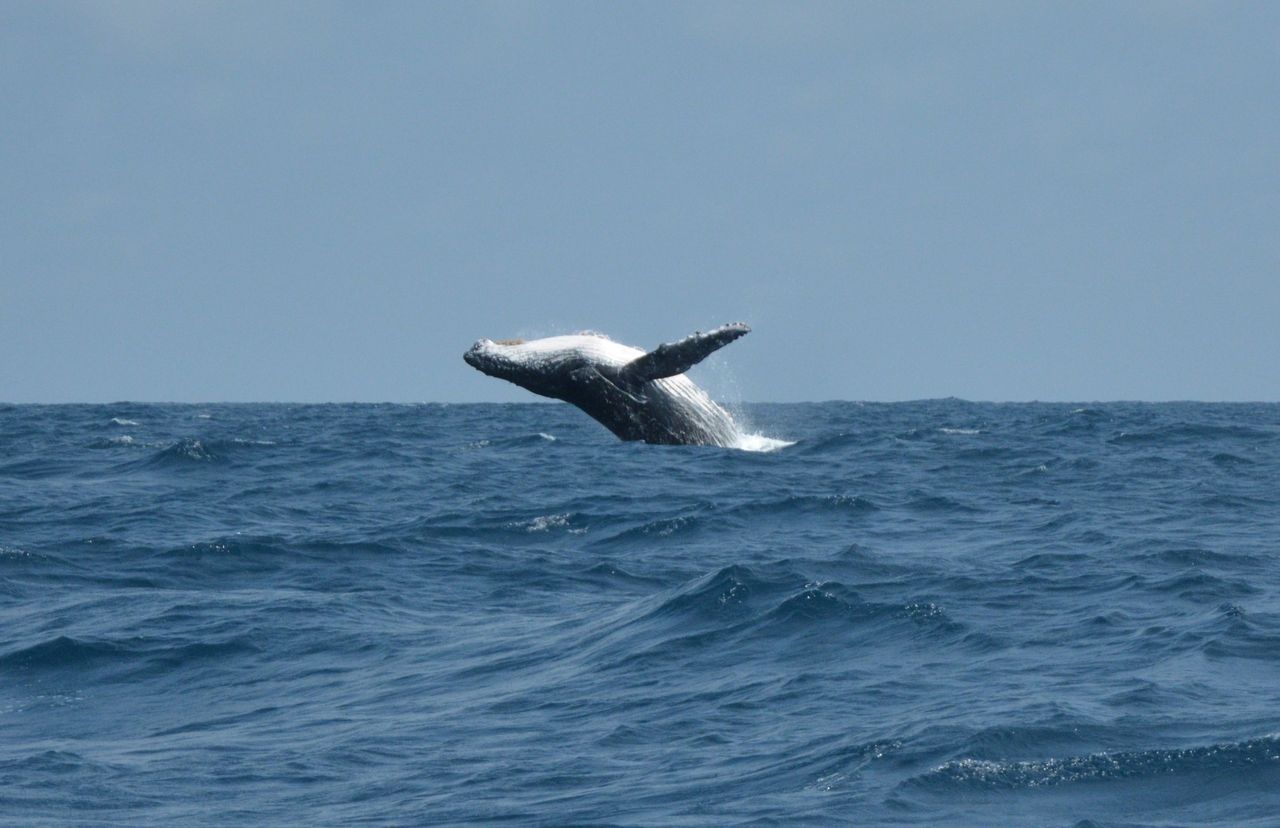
[621,322,752,384]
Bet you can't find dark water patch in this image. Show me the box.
[1134,544,1249,568]
[0,455,84,478]
[1201,607,1280,660]
[576,561,665,590]
[1032,511,1082,532]
[1010,496,1062,506]
[138,437,277,467]
[1200,492,1274,510]
[0,634,258,676]
[1147,570,1260,602]
[761,582,955,634]
[462,431,562,450]
[591,511,707,546]
[791,431,876,454]
[644,565,791,622]
[903,493,981,513]
[143,535,386,584]
[404,509,591,542]
[727,494,880,517]
[0,635,128,671]
[908,735,1280,790]
[1101,679,1186,711]
[0,750,107,776]
[1110,423,1276,446]
[1212,452,1255,467]
[1038,407,1110,436]
[956,723,1136,761]
[950,445,1031,462]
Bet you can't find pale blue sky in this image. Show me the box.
[3,2,1277,403]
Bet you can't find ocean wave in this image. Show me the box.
[620,565,959,643]
[644,565,784,621]
[151,536,400,568]
[788,430,876,454]
[587,508,714,547]
[904,493,980,513]
[85,434,280,463]
[727,494,880,517]
[5,401,1280,825]
[910,735,1280,790]
[764,583,952,631]
[590,495,876,547]
[0,635,126,670]
[511,513,585,534]
[465,432,563,450]
[142,437,277,466]
[0,544,36,561]
[89,434,139,448]
[0,634,257,674]
[1110,423,1276,445]
[1147,570,1259,601]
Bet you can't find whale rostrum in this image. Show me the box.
[464,323,751,446]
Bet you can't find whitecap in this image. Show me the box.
[523,514,570,533]
[109,417,140,426]
[939,427,980,435]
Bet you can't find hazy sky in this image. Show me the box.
[3,1,1277,403]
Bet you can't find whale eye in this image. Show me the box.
[495,339,525,346]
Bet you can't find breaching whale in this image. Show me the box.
[464,323,751,446]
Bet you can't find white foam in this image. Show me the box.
[110,417,140,426]
[524,513,570,532]
[939,428,980,435]
[732,433,795,452]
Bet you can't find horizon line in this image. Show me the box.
[3,398,1278,406]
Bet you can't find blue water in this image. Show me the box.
[3,401,1280,826]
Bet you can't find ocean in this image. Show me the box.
[2,401,1279,826]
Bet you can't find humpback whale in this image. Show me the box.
[464,323,751,446]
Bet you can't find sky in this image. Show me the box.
[2,1,1277,403]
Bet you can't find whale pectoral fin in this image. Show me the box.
[620,322,751,383]
[570,366,648,405]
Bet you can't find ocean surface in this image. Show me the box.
[3,401,1280,826]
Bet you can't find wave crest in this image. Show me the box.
[912,735,1280,790]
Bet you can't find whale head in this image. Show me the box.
[464,337,585,398]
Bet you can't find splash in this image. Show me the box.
[731,432,795,452]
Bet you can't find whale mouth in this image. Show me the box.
[464,339,515,376]
[465,338,530,373]
[463,340,490,370]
